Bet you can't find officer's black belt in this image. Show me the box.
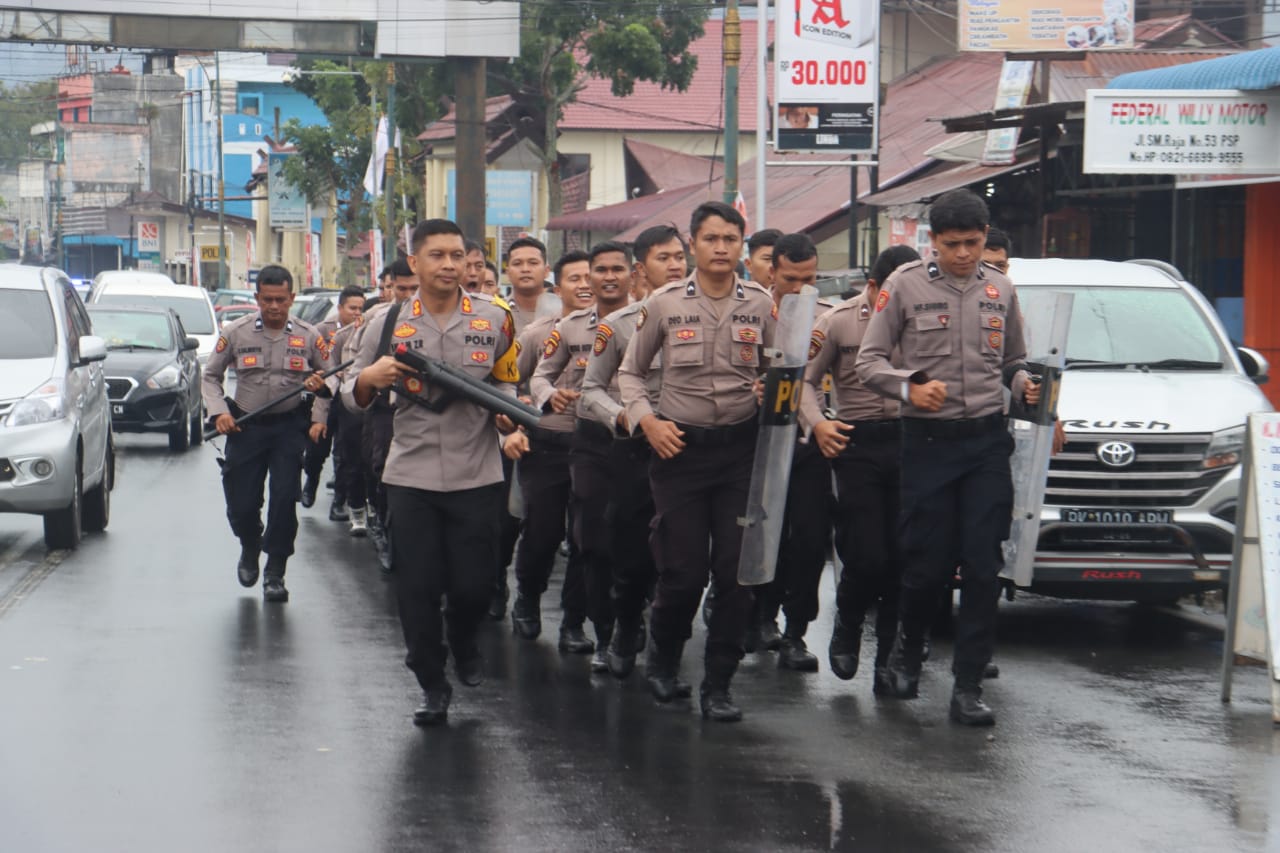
[527,426,575,449]
[672,418,758,447]
[240,407,306,426]
[902,412,1005,439]
[574,418,616,444]
[846,418,902,441]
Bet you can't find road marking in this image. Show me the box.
[0,549,68,620]
[0,531,41,572]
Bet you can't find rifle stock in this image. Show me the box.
[393,344,541,430]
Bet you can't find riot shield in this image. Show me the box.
[1001,292,1073,587]
[738,285,820,586]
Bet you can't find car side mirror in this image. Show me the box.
[181,336,200,352]
[77,334,107,366]
[1238,346,1270,385]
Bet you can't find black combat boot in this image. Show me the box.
[699,658,743,722]
[300,474,318,508]
[608,613,641,679]
[511,594,541,640]
[828,615,862,681]
[871,642,894,696]
[236,536,261,588]
[558,623,594,654]
[590,622,613,673]
[413,681,452,726]
[755,618,783,652]
[645,641,685,703]
[262,557,289,603]
[883,631,924,699]
[949,680,996,726]
[778,622,819,672]
[488,573,509,621]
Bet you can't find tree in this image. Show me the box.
[489,1,709,217]
[0,80,56,168]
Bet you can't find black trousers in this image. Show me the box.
[830,431,902,650]
[302,401,335,482]
[897,419,1014,686]
[648,427,755,667]
[496,455,521,596]
[362,406,394,520]
[388,482,502,690]
[514,433,587,626]
[756,439,833,632]
[333,401,366,509]
[221,413,309,567]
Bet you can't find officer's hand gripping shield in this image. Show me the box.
[738,285,820,586]
[1002,292,1073,587]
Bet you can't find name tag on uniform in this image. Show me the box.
[288,335,306,348]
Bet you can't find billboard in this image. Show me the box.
[774,0,879,153]
[268,152,308,230]
[960,0,1136,52]
[446,170,534,227]
[1084,90,1280,175]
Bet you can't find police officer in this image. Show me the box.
[801,245,919,691]
[203,264,331,602]
[618,201,777,722]
[463,240,486,293]
[581,226,687,679]
[508,251,595,651]
[540,241,634,671]
[856,189,1038,726]
[344,218,519,726]
[322,285,369,534]
[505,236,551,331]
[756,233,834,671]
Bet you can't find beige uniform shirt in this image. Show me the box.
[203,313,330,424]
[618,276,777,430]
[800,292,901,432]
[530,306,598,433]
[516,315,556,395]
[341,292,518,492]
[511,302,541,336]
[322,322,359,397]
[579,300,661,431]
[855,257,1027,420]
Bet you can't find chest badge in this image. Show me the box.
[985,284,1001,300]
[470,318,491,332]
[471,351,490,364]
[288,335,306,348]
[393,323,415,339]
[938,315,950,327]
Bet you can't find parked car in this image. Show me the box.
[211,288,255,309]
[88,274,220,366]
[87,306,204,452]
[1012,258,1272,603]
[290,291,338,326]
[0,263,113,549]
[215,303,258,327]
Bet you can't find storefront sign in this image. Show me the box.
[1084,90,1280,175]
[446,170,534,227]
[960,0,1135,52]
[774,0,879,153]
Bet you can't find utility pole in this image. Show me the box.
[455,58,486,245]
[722,0,741,206]
[215,52,227,289]
[383,63,397,264]
[52,126,64,267]
[755,0,768,232]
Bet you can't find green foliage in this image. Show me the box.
[0,80,56,168]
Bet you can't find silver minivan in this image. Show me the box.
[0,264,114,549]
[1014,258,1271,602]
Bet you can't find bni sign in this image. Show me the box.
[1084,89,1280,175]
[774,0,880,153]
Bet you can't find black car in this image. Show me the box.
[87,305,204,451]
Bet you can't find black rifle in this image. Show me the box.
[204,359,354,441]
[392,344,541,431]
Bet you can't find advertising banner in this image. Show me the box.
[268,152,308,230]
[1084,90,1280,175]
[960,0,1136,52]
[447,170,534,227]
[775,0,879,153]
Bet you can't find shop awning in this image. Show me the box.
[860,157,1043,209]
[1107,46,1280,90]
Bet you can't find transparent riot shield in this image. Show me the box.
[1002,292,1073,586]
[738,285,820,586]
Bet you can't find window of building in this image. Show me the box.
[238,94,262,116]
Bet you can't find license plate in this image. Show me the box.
[1060,508,1172,525]
[112,404,124,415]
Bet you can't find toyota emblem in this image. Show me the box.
[1097,441,1137,468]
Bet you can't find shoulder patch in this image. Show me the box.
[876,289,890,312]
[809,329,825,361]
[543,329,561,359]
[636,306,647,329]
[411,299,423,318]
[770,302,779,320]
[215,336,228,354]
[461,295,473,314]
[593,323,614,356]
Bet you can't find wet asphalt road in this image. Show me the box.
[1,435,1278,853]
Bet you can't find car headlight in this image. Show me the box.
[1204,425,1245,470]
[146,364,182,390]
[6,380,66,427]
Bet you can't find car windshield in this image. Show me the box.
[0,288,57,358]
[1018,285,1227,367]
[89,310,173,351]
[97,293,215,334]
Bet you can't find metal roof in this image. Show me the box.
[1107,47,1280,90]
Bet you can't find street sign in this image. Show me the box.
[200,245,223,261]
[774,0,880,153]
[1084,90,1280,175]
[1222,412,1280,724]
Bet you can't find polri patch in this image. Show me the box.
[471,351,490,364]
[393,323,415,339]
[288,335,306,348]
[470,318,492,332]
[215,336,228,353]
[985,284,1000,300]
[876,290,890,312]
[593,324,614,356]
[988,331,1003,350]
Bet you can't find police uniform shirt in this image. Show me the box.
[618,276,777,430]
[202,312,331,423]
[322,322,359,396]
[316,318,339,340]
[530,306,600,433]
[799,291,901,433]
[516,315,556,394]
[512,303,541,336]
[579,300,662,431]
[342,292,518,492]
[855,256,1028,420]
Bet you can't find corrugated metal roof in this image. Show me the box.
[861,157,1043,208]
[1052,49,1239,101]
[1106,46,1280,90]
[625,138,721,192]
